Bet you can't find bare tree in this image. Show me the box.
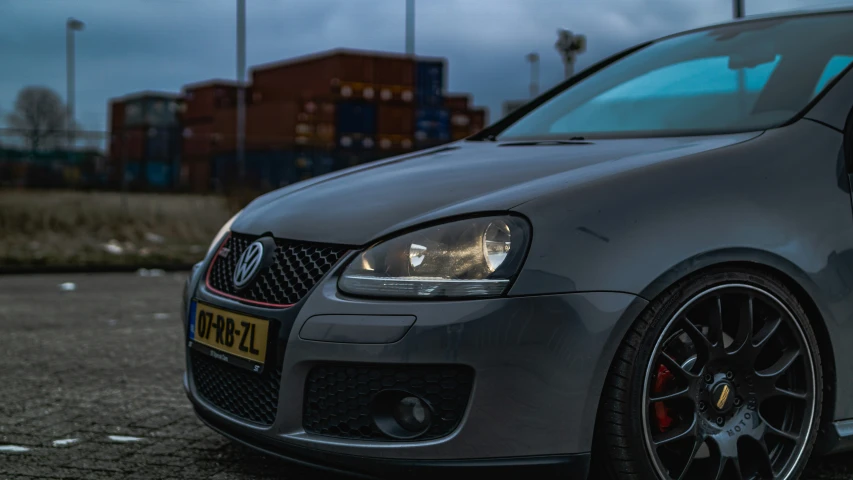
[6,86,73,151]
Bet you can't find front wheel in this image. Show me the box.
[595,269,822,480]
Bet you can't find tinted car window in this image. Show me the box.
[814,55,853,95]
[499,12,853,139]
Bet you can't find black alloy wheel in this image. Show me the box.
[595,269,823,480]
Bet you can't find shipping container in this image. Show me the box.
[377,134,414,151]
[184,155,212,193]
[146,161,174,189]
[336,101,377,135]
[415,107,451,148]
[145,127,181,161]
[246,101,299,149]
[377,104,415,136]
[111,126,148,161]
[183,81,242,122]
[414,107,450,139]
[251,49,434,103]
[444,94,471,111]
[415,60,445,107]
[374,56,416,86]
[181,122,215,157]
[117,93,181,127]
[109,101,126,134]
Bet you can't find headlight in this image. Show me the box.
[206,210,242,256]
[338,216,530,298]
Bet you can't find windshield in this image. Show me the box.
[499,12,853,140]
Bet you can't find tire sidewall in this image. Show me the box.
[605,269,823,480]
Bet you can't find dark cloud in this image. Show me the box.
[0,0,844,131]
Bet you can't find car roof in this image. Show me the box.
[666,4,853,41]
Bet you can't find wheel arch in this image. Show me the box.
[589,247,838,457]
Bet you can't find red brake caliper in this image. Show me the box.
[653,364,674,432]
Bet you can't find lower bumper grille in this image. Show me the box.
[303,363,474,441]
[189,349,282,426]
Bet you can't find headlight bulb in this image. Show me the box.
[482,221,512,272]
[409,243,427,268]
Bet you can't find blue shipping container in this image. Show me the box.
[336,101,377,135]
[414,108,450,142]
[415,61,445,107]
[125,162,141,182]
[146,161,173,188]
[145,127,180,161]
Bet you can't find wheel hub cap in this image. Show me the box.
[711,381,735,413]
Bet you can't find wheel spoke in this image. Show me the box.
[753,316,782,351]
[757,348,801,379]
[760,413,799,442]
[707,295,724,347]
[675,438,705,480]
[772,386,808,401]
[649,386,691,403]
[729,294,754,354]
[659,352,697,380]
[712,454,728,480]
[756,439,776,479]
[653,414,697,446]
[681,316,713,358]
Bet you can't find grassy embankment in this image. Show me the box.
[0,191,234,268]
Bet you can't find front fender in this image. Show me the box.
[510,120,853,419]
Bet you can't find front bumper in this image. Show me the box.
[182,259,646,478]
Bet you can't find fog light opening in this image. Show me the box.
[371,390,433,439]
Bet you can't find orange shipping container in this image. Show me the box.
[251,49,430,103]
[246,101,299,149]
[183,81,241,122]
[444,94,471,111]
[110,126,147,161]
[109,100,126,134]
[182,122,216,157]
[377,104,415,136]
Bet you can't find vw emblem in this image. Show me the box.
[233,241,265,289]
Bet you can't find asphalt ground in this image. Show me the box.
[1,273,852,479]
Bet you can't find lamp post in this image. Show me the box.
[406,0,415,55]
[733,0,745,18]
[236,0,246,183]
[66,17,85,151]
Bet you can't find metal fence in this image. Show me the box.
[0,127,445,194]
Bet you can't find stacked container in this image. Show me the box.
[107,92,182,189]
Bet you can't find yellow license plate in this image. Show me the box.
[189,302,269,365]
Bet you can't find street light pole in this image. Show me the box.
[405,0,415,55]
[66,18,84,151]
[236,0,247,185]
[733,0,745,18]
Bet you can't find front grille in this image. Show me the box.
[207,232,348,307]
[190,349,282,426]
[303,364,475,441]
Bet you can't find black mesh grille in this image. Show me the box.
[303,364,474,441]
[207,232,348,306]
[190,349,282,426]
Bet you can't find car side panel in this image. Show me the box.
[510,120,853,419]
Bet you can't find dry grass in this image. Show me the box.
[0,190,234,268]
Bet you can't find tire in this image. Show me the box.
[594,268,823,480]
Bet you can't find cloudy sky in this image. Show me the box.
[0,0,848,132]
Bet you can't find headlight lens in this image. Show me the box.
[206,210,242,256]
[338,216,530,298]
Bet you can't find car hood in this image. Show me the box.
[233,133,760,245]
